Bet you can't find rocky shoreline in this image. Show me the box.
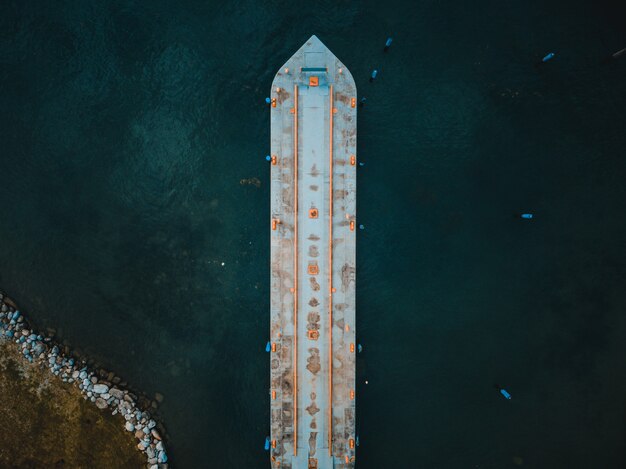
[0,291,170,468]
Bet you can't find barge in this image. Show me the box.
[269,35,357,469]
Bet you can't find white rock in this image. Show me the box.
[92,384,109,394]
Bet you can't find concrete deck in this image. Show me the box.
[270,36,357,469]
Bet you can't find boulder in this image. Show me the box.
[92,384,109,394]
[109,388,124,399]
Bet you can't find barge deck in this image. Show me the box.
[269,35,357,469]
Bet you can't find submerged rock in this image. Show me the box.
[109,387,124,399]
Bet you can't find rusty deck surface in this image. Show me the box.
[269,35,357,469]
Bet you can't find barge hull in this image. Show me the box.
[269,35,357,469]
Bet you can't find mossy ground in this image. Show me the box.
[0,340,144,468]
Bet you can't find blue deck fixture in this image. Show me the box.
[542,52,555,62]
[500,388,512,400]
[521,213,533,219]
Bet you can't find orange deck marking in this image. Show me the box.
[328,84,334,456]
[293,84,299,456]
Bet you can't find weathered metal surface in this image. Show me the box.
[270,35,357,469]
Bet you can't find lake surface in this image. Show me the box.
[1,1,626,467]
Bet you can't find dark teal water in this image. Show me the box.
[1,1,626,467]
